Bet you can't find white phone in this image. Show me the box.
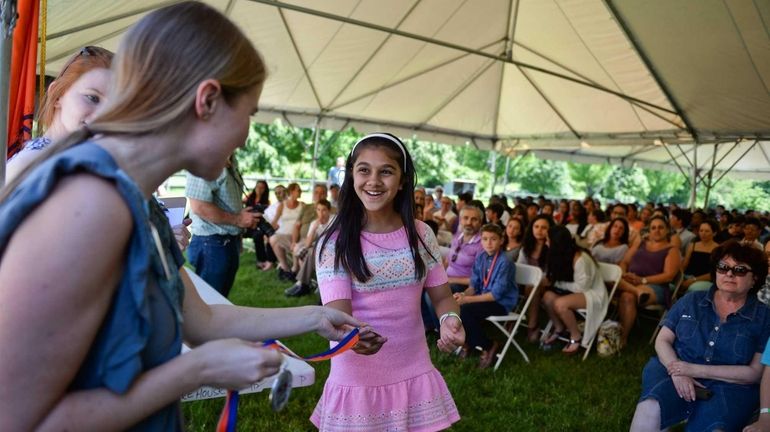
[158,196,187,226]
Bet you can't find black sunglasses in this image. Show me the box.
[450,243,463,263]
[716,262,752,277]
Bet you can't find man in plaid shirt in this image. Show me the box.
[186,156,258,297]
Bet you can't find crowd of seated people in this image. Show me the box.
[409,191,770,355]
[241,178,770,426]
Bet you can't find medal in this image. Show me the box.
[269,360,293,412]
[216,328,361,431]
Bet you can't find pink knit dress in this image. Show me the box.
[311,221,460,431]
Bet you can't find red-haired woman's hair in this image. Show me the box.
[37,46,113,131]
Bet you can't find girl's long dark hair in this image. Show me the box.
[601,217,629,245]
[571,203,588,235]
[506,218,524,245]
[522,214,553,269]
[547,225,595,283]
[245,180,270,207]
[319,133,431,282]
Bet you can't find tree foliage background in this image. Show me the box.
[235,120,769,210]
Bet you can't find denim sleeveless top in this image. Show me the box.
[629,242,672,277]
[0,142,185,430]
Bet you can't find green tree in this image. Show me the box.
[643,169,688,204]
[238,120,360,180]
[567,163,613,197]
[511,153,570,196]
[722,179,770,210]
[603,166,650,203]
[405,139,453,188]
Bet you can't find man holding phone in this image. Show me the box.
[186,156,258,297]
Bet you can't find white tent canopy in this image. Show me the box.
[19,0,770,181]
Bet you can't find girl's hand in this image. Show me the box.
[352,327,388,355]
[452,292,466,305]
[437,316,465,353]
[315,306,365,341]
[196,339,283,390]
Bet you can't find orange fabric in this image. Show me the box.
[7,0,39,159]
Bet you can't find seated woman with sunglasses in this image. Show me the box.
[630,240,770,432]
[7,46,113,181]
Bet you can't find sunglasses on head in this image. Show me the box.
[716,262,752,277]
[58,46,106,77]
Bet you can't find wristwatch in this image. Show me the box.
[641,277,648,285]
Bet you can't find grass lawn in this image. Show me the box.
[182,251,658,431]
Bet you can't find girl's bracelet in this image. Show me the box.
[439,311,462,326]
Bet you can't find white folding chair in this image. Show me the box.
[486,263,543,370]
[581,263,623,360]
[538,262,623,360]
[647,271,685,344]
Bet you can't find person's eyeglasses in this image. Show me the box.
[450,244,462,263]
[716,262,753,277]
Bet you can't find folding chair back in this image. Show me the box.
[579,263,623,360]
[647,270,685,344]
[486,263,543,370]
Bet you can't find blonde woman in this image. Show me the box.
[0,3,363,429]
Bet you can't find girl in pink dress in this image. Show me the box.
[312,133,465,431]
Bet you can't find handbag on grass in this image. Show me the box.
[596,320,622,357]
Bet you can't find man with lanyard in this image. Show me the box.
[445,204,485,294]
[420,203,485,333]
[186,155,258,297]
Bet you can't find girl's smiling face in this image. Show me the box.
[353,146,403,217]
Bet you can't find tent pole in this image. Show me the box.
[662,143,691,185]
[703,143,718,209]
[689,142,698,210]
[311,116,320,186]
[502,155,511,196]
[489,149,498,196]
[0,0,17,188]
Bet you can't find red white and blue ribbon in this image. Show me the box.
[216,328,361,431]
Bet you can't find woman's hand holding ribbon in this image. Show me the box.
[197,338,283,390]
[315,306,365,341]
[437,316,465,353]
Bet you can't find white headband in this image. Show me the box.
[350,133,408,171]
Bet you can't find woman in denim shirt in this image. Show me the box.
[631,241,770,432]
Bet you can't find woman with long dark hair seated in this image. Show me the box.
[504,217,524,262]
[541,225,609,355]
[517,214,553,342]
[591,217,630,265]
[631,241,770,431]
[681,219,720,292]
[244,179,277,270]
